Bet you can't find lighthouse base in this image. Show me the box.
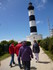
[26,34,42,44]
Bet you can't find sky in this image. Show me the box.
[0,0,53,41]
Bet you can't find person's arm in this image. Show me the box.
[30,48,33,58]
[32,45,34,53]
[18,49,22,69]
[38,46,40,53]
[9,47,11,54]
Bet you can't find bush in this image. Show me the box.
[40,37,50,50]
[0,40,9,54]
[9,40,18,46]
[40,37,53,54]
[0,40,18,56]
[48,37,53,54]
[26,41,31,46]
[37,40,41,43]
[0,43,3,56]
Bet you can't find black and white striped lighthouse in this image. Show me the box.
[27,2,42,43]
[28,2,37,35]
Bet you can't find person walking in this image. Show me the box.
[18,41,33,70]
[33,40,40,62]
[15,43,22,68]
[9,43,15,67]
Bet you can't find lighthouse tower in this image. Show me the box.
[26,2,42,44]
[28,2,37,35]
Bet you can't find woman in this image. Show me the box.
[33,40,40,62]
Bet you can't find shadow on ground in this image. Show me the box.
[9,64,19,68]
[30,67,37,70]
[38,61,50,64]
[10,65,37,70]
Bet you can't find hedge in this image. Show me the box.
[0,40,18,56]
[40,37,53,54]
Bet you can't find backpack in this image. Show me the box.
[33,43,40,53]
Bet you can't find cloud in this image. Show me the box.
[0,39,10,42]
[42,0,47,4]
[0,2,2,5]
[36,20,41,24]
[36,20,43,24]
[37,4,44,10]
[0,0,8,9]
[0,2,2,8]
[35,0,47,10]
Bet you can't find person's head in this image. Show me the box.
[22,41,26,46]
[9,43,14,47]
[34,40,36,43]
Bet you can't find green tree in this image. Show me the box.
[1,40,9,53]
[9,40,18,46]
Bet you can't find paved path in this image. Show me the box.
[0,47,53,70]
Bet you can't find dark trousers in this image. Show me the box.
[22,61,30,70]
[18,57,22,68]
[10,54,15,65]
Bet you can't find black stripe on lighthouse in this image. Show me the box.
[29,15,35,21]
[28,2,34,10]
[28,6,34,10]
[30,26,37,32]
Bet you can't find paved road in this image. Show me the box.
[0,47,53,70]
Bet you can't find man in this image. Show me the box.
[33,40,40,62]
[15,43,22,68]
[18,41,33,70]
[9,43,15,67]
[15,43,22,56]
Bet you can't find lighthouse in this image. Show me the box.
[28,2,37,35]
[26,2,42,44]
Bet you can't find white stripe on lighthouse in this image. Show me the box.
[28,10,34,16]
[30,32,37,35]
[29,21,36,27]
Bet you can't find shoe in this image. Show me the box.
[13,62,15,64]
[9,64,12,67]
[20,66,23,69]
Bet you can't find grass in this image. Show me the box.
[42,47,53,61]
[0,53,10,61]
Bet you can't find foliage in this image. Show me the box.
[0,53,10,61]
[39,37,53,61]
[21,41,31,46]
[0,40,18,56]
[37,40,41,43]
[48,37,53,54]
[8,40,18,46]
[40,36,53,54]
[26,41,31,46]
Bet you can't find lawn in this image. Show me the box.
[0,53,10,61]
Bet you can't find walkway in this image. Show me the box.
[0,47,53,70]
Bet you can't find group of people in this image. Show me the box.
[9,40,40,70]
